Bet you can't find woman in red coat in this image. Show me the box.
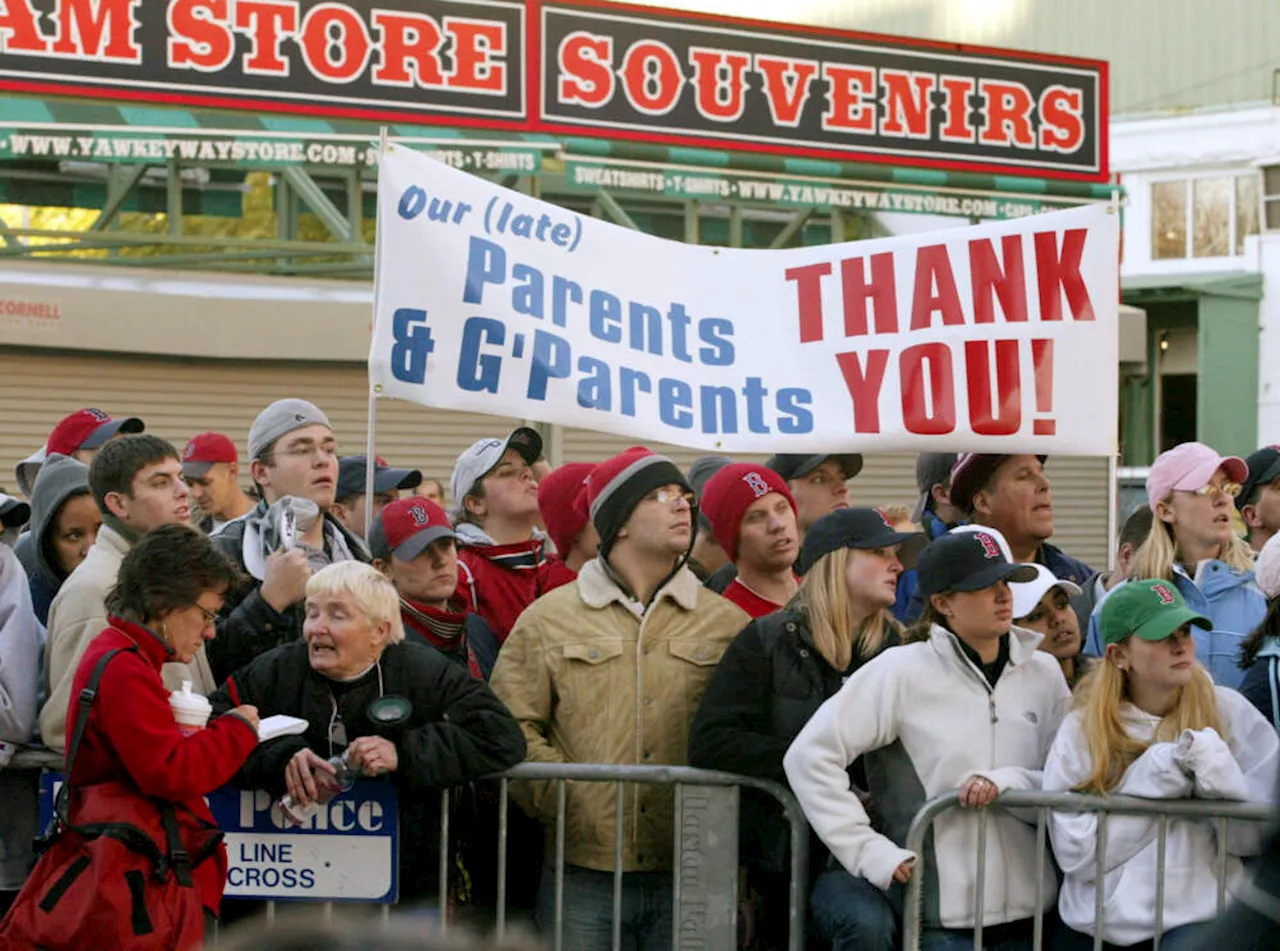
[2,524,259,949]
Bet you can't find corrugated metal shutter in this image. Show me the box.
[559,430,1109,569]
[0,348,520,494]
[0,348,1109,568]
[559,427,768,474]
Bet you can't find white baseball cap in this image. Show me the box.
[1011,563,1083,620]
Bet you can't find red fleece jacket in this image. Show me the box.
[66,619,258,913]
[457,540,576,644]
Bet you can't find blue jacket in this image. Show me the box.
[1241,636,1280,731]
[897,526,1095,625]
[892,511,951,622]
[1084,563,1267,689]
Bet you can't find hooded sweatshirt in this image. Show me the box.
[1044,687,1278,945]
[0,542,43,889]
[24,453,91,625]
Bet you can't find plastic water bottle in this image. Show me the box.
[271,752,357,827]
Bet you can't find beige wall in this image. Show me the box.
[0,260,372,361]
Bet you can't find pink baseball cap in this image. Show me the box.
[1146,442,1248,506]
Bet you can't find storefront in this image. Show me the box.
[0,0,1118,565]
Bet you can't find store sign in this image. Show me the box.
[369,146,1120,454]
[541,4,1104,180]
[0,125,543,172]
[563,158,1065,220]
[0,0,1107,182]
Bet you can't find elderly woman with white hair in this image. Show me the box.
[210,561,526,904]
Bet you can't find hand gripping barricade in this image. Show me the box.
[899,790,1275,951]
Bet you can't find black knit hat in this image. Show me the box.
[587,447,692,558]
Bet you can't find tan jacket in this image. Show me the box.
[490,558,748,873]
[40,524,216,751]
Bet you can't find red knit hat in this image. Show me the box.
[587,447,690,557]
[701,463,796,560]
[538,461,594,557]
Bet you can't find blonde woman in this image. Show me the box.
[1086,443,1264,688]
[690,508,923,951]
[785,529,1068,951]
[1044,580,1278,950]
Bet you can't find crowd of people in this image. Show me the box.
[0,402,1278,950]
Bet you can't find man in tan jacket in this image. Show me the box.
[491,446,749,950]
[39,435,210,751]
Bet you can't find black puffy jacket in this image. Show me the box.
[689,606,896,877]
[210,639,527,902]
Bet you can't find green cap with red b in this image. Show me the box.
[1099,579,1212,646]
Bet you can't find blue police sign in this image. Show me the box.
[39,775,399,903]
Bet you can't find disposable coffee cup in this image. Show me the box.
[170,680,212,736]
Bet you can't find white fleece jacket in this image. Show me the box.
[784,624,1071,929]
[1044,686,1278,946]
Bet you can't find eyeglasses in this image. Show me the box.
[1189,481,1241,499]
[644,487,695,506]
[194,604,219,626]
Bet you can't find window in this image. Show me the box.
[1150,173,1260,260]
[1237,175,1260,253]
[1152,181,1186,259]
[1263,165,1280,231]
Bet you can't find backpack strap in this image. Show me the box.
[158,802,193,888]
[55,646,138,827]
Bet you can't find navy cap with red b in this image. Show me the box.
[917,530,1038,599]
[369,496,456,562]
[337,455,422,503]
[798,507,925,575]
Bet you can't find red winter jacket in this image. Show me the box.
[457,539,576,645]
[66,619,258,914]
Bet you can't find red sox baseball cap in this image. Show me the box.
[917,530,1038,599]
[798,507,925,575]
[1099,579,1211,646]
[369,496,457,562]
[182,432,238,479]
[47,408,144,457]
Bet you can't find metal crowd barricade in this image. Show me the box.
[900,790,1274,951]
[432,762,810,951]
[14,751,805,949]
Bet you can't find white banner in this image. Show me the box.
[369,146,1119,454]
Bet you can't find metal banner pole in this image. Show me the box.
[363,127,390,544]
[1107,186,1122,572]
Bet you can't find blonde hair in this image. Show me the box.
[1131,500,1255,581]
[306,561,405,645]
[1071,654,1223,794]
[792,547,898,671]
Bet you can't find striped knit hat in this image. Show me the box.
[588,447,692,558]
